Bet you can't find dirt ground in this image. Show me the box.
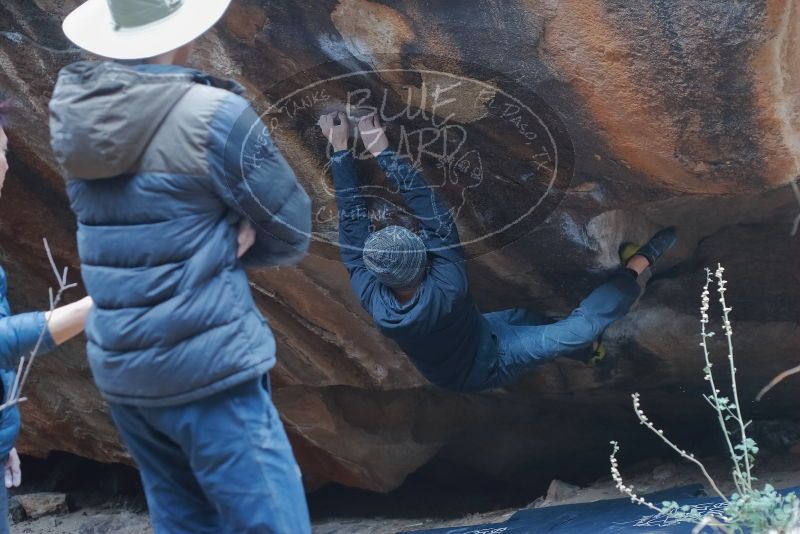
[11,452,800,534]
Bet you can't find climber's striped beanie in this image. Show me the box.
[363,225,428,289]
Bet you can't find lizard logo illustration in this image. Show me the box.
[316,114,483,244]
[230,54,574,259]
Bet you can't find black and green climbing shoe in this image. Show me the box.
[561,340,607,366]
[619,242,642,264]
[620,227,677,268]
[589,340,607,366]
[636,226,677,267]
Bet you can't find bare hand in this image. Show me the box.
[357,114,389,157]
[5,448,20,489]
[318,112,350,152]
[237,219,256,259]
[44,295,94,346]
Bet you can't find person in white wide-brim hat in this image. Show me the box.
[62,0,232,60]
[50,1,313,532]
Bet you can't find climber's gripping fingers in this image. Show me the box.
[317,113,332,145]
[318,112,349,152]
[357,114,389,157]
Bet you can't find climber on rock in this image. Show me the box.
[319,111,677,391]
[0,95,93,534]
[48,1,313,532]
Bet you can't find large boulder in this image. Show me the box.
[0,0,798,493]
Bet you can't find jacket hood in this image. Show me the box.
[49,61,244,180]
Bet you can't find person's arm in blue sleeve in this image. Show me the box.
[330,150,371,265]
[0,312,55,370]
[357,114,468,296]
[208,94,312,269]
[0,292,93,370]
[321,113,378,310]
[375,149,468,297]
[375,149,462,259]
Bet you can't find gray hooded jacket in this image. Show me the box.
[49,61,311,406]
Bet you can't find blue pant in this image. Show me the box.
[470,270,641,389]
[109,376,310,534]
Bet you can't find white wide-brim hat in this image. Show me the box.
[62,0,233,60]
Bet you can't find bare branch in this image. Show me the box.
[631,393,728,502]
[756,363,800,402]
[44,238,60,283]
[5,238,76,407]
[715,264,752,490]
[700,268,743,494]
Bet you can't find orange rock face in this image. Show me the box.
[0,0,798,493]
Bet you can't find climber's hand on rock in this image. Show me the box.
[357,114,389,157]
[236,219,256,259]
[318,112,349,152]
[5,448,20,489]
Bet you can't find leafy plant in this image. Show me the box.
[609,265,800,534]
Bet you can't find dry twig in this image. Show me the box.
[0,238,76,411]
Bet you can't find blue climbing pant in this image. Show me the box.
[467,269,641,389]
[109,376,310,534]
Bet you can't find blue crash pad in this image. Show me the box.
[401,484,800,534]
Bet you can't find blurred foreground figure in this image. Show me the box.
[49,1,313,532]
[0,96,92,534]
[320,112,676,391]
